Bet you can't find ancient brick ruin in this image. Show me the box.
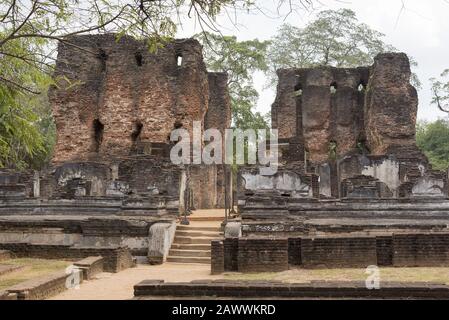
[2,37,449,274]
[213,53,449,273]
[0,34,231,261]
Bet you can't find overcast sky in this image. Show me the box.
[177,0,449,121]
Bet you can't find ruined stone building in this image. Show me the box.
[0,34,231,261]
[212,53,449,273]
[3,38,449,274]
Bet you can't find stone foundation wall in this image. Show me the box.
[301,237,377,268]
[210,240,224,275]
[393,234,449,267]
[134,279,449,299]
[212,233,449,273]
[237,238,288,272]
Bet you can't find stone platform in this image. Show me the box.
[133,279,449,299]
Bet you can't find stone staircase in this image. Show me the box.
[167,224,222,264]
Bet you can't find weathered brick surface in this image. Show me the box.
[301,236,377,268]
[49,35,211,163]
[272,53,422,165]
[223,238,238,271]
[393,234,449,267]
[210,240,224,275]
[365,53,418,155]
[237,238,288,272]
[6,271,75,300]
[74,256,104,280]
[288,238,302,265]
[272,67,369,163]
[134,279,449,299]
[213,234,449,272]
[376,236,393,266]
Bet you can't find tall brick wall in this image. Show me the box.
[50,35,210,163]
[272,67,369,163]
[365,53,418,156]
[272,53,421,165]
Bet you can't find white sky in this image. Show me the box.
[176,0,449,121]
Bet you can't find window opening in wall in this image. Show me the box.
[97,49,108,71]
[174,121,183,129]
[131,121,143,142]
[135,52,143,66]
[357,81,365,92]
[294,83,303,97]
[330,82,338,94]
[176,54,183,67]
[93,119,104,152]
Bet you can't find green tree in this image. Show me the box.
[196,32,270,130]
[416,119,449,171]
[266,9,421,88]
[430,69,449,113]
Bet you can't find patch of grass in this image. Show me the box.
[224,267,449,284]
[0,258,72,290]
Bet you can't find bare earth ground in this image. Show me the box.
[50,262,222,300]
[50,263,449,300]
[0,258,71,290]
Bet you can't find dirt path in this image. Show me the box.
[50,262,222,300]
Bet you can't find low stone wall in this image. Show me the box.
[210,240,224,275]
[393,234,449,267]
[0,242,134,272]
[237,239,288,272]
[212,233,449,273]
[7,271,76,300]
[301,237,377,268]
[0,256,109,300]
[134,279,449,299]
[73,256,104,280]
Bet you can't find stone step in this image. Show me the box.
[169,249,211,257]
[173,236,215,245]
[175,230,221,238]
[166,256,211,264]
[187,216,223,222]
[170,243,211,250]
[176,225,221,232]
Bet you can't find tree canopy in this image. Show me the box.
[416,119,449,171]
[266,8,421,88]
[196,32,270,130]
[431,69,449,113]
